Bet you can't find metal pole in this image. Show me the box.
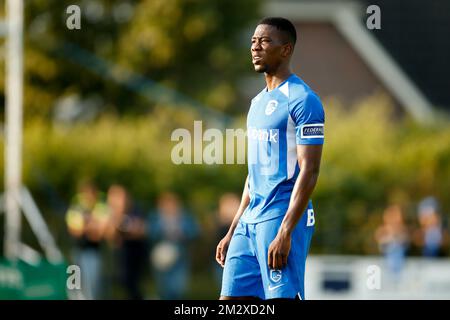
[4,0,24,261]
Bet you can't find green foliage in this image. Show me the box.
[0,0,261,120]
[314,94,450,254]
[117,0,260,114]
[19,107,247,223]
[2,94,449,257]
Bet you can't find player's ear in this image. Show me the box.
[281,43,293,58]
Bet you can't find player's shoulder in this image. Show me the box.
[287,74,317,101]
[287,74,322,109]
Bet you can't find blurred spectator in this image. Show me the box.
[147,192,200,299]
[413,196,449,258]
[374,205,409,281]
[65,180,110,299]
[213,193,240,284]
[105,184,147,300]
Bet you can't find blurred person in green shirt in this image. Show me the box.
[65,179,109,299]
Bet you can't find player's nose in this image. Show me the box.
[251,41,261,52]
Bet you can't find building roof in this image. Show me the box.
[264,0,435,123]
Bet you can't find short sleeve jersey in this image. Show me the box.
[242,73,325,224]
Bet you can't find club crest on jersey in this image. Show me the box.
[265,100,278,115]
[270,270,282,283]
[301,123,324,139]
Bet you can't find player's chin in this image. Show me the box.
[253,65,267,73]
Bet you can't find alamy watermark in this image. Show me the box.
[66,264,81,290]
[66,5,81,30]
[171,121,246,165]
[366,264,381,290]
[366,5,381,30]
[171,121,281,175]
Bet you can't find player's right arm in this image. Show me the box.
[215,175,250,267]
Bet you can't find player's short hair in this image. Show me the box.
[257,17,297,45]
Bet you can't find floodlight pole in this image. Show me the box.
[4,0,24,261]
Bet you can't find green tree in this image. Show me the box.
[0,0,261,121]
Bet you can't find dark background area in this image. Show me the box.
[360,0,450,110]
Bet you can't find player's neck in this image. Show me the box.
[264,68,292,92]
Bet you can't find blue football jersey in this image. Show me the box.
[241,73,325,224]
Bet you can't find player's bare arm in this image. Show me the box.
[216,175,250,267]
[268,144,323,270]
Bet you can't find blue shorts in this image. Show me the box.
[220,206,315,300]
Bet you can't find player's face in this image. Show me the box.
[251,24,287,74]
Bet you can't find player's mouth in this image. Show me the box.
[252,56,263,64]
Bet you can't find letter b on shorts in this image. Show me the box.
[306,209,315,227]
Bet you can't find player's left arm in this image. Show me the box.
[268,91,324,270]
[268,144,322,270]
